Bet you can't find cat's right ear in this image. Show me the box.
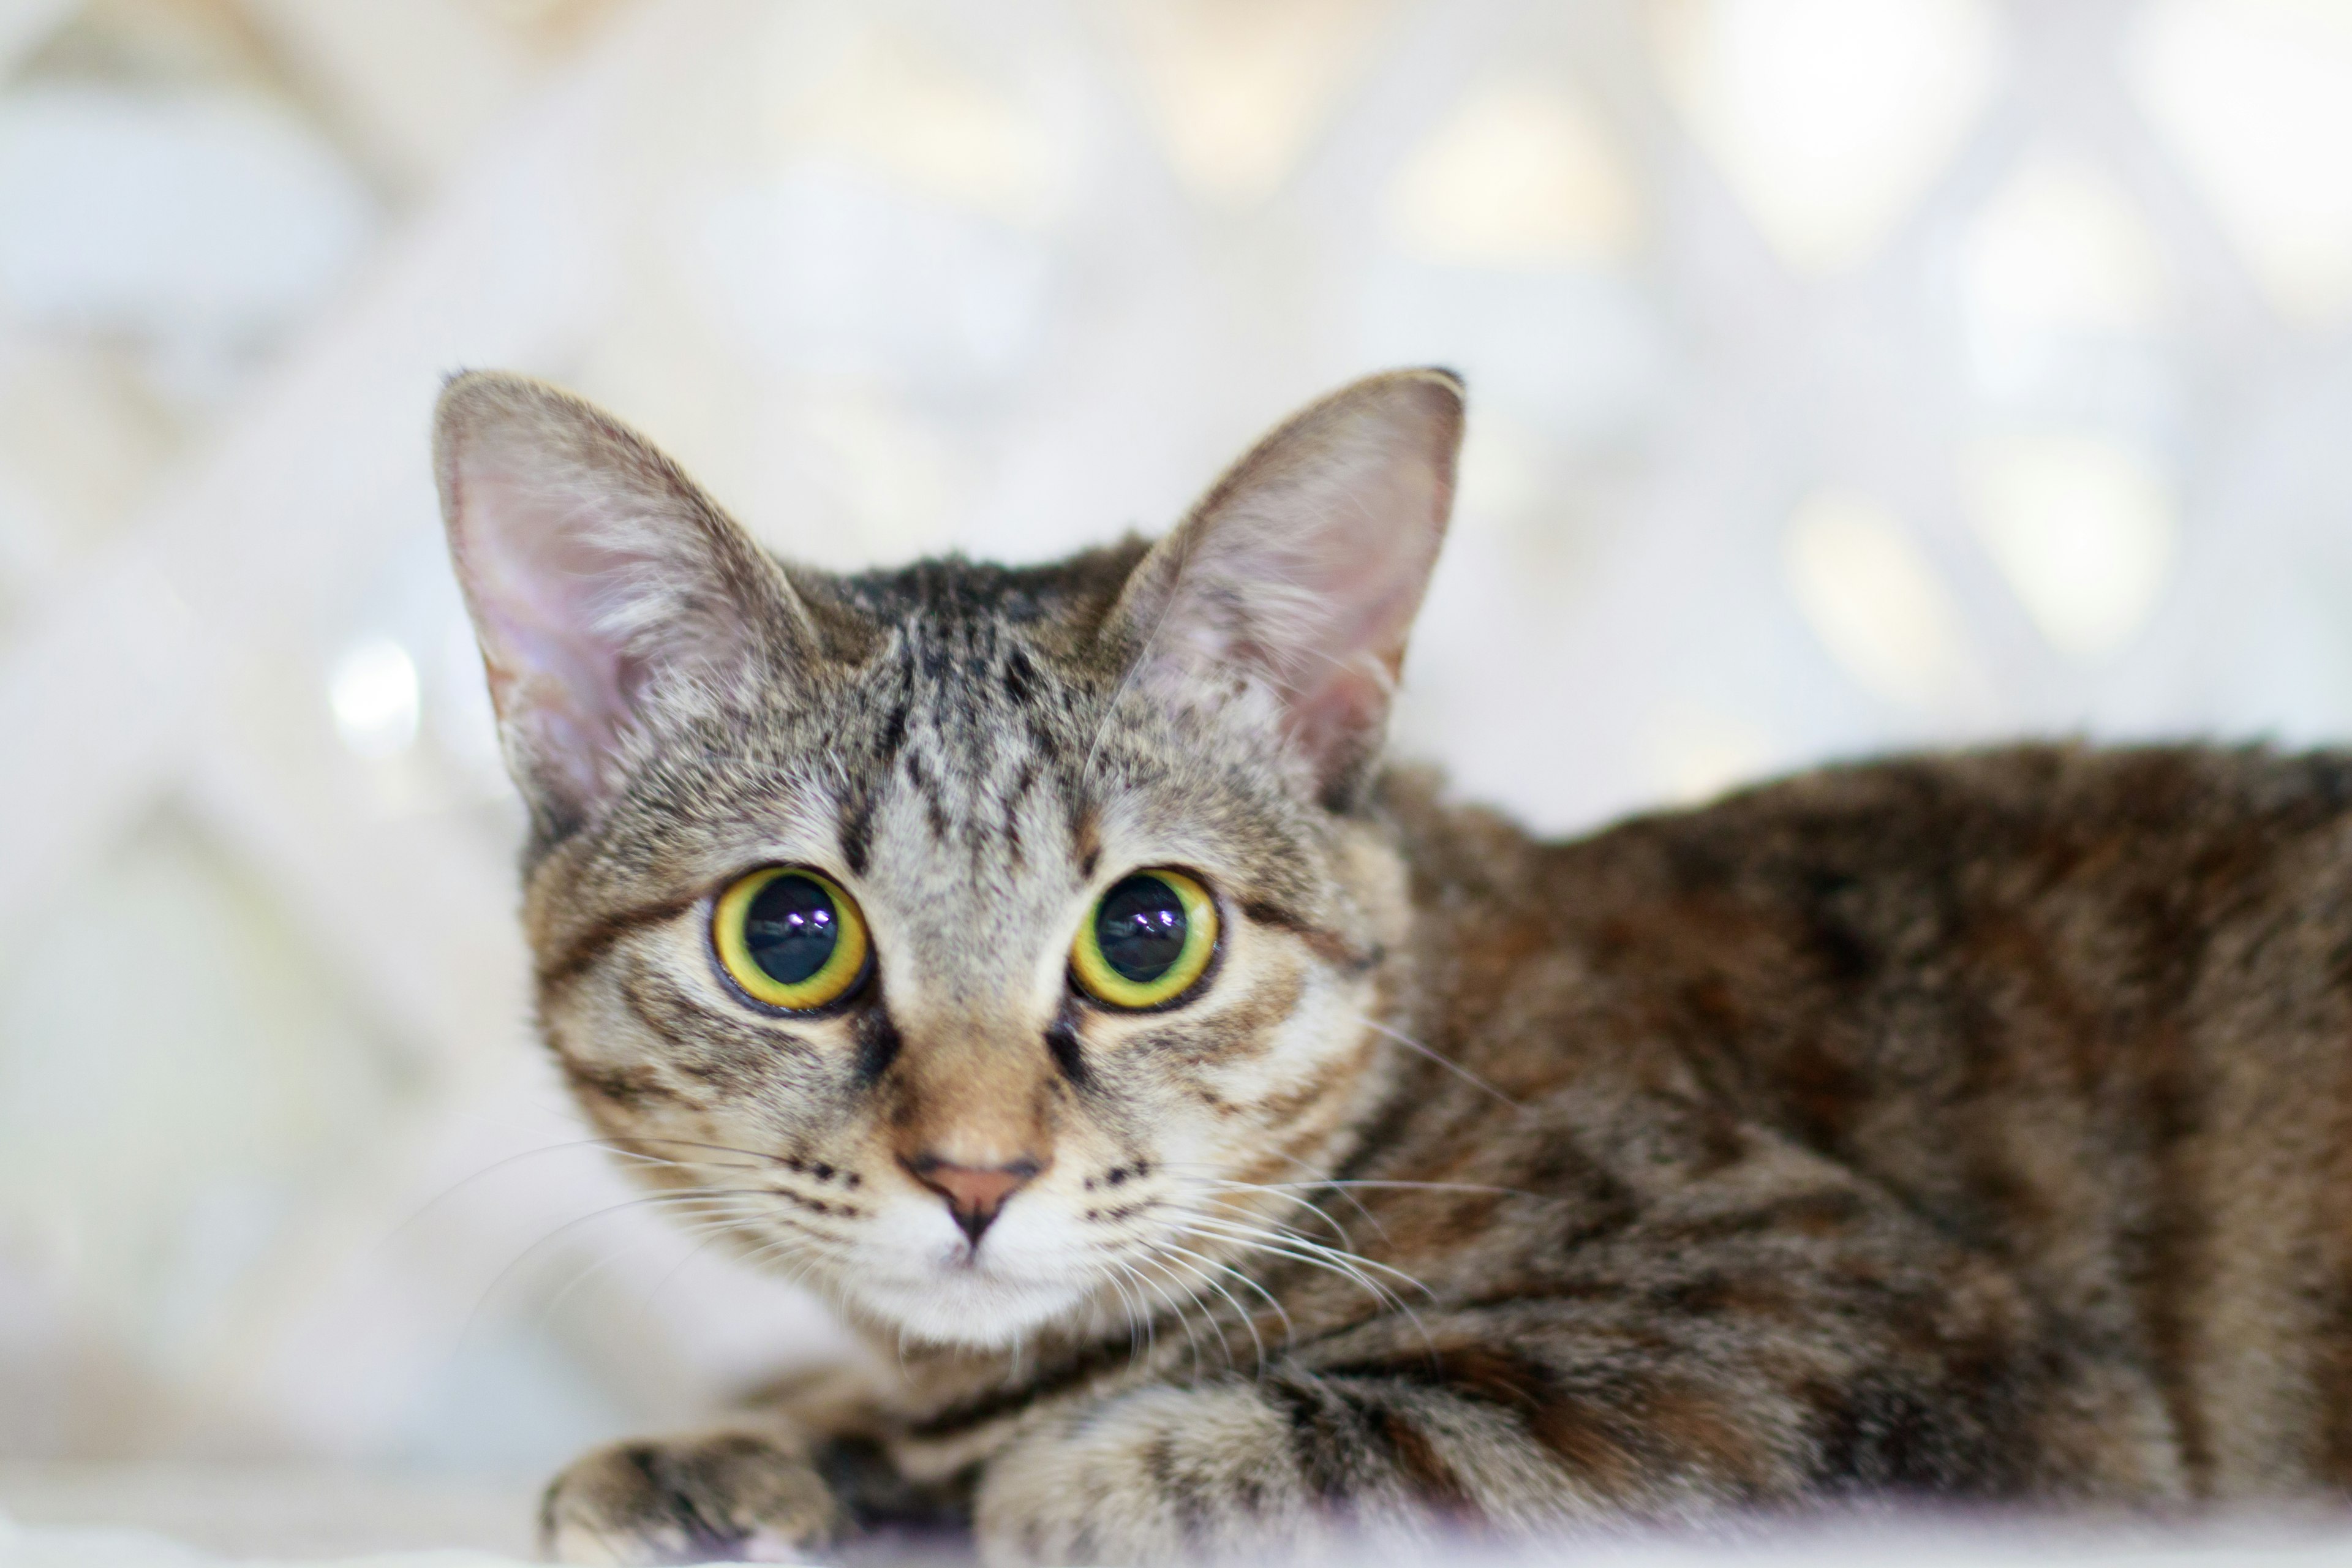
[1103,368,1464,809]
[434,371,811,842]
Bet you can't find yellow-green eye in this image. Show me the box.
[1071,870,1218,1009]
[712,867,870,1011]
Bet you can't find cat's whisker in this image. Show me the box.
[1184,1212,1444,1363]
[1177,1226,1408,1325]
[1115,1276,1172,1372]
[1263,1148,1395,1248]
[593,1141,733,1169]
[600,1134,800,1170]
[1093,1260,1152,1367]
[1197,1177,1367,1254]
[532,1199,760,1337]
[1354,1014,1529,1115]
[462,1186,784,1352]
[1179,1275,1243,1378]
[1185,1149,1395,1250]
[1154,1156,1414,1253]
[1185,1208,1435,1298]
[1152,1241,1261,1382]
[1175,1236,1298,1349]
[386,1138,717,1246]
[747,1244,827,1297]
[1156,1241,1273,1374]
[1113,1256,1183,1368]
[1177,1212,1431,1333]
[736,1231,832,1283]
[630,1194,794,1322]
[1207,1172,1539,1200]
[1199,1170,1547,1278]
[1110,1245,1213,1376]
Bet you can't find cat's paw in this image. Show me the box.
[539,1427,844,1564]
[974,1384,1318,1567]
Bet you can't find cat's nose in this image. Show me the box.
[902,1154,1041,1243]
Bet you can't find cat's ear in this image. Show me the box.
[434,371,812,841]
[1108,368,1464,806]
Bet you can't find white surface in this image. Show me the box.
[0,1468,533,1562]
[10,1487,2352,1568]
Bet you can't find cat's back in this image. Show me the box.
[1388,742,2352,1495]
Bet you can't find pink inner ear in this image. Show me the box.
[1259,448,1449,758]
[1128,379,1459,793]
[451,447,658,802]
[439,371,799,832]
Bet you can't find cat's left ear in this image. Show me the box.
[1107,368,1464,807]
[435,371,816,845]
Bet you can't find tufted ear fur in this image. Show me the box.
[1106,368,1465,808]
[434,371,814,844]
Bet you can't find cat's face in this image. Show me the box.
[437,371,1462,1348]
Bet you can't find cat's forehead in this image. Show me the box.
[593,543,1319,927]
[821,544,1145,649]
[821,556,1118,804]
[845,616,1090,861]
[791,556,1129,1001]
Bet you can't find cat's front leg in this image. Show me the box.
[972,1382,1346,1567]
[541,1424,978,1564]
[970,1367,1580,1566]
[541,1359,971,1564]
[539,1425,847,1564]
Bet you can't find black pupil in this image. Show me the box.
[743,875,840,987]
[1096,875,1189,983]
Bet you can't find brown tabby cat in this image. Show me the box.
[437,366,2352,1566]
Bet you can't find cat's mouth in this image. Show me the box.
[847,1259,1093,1346]
[839,1201,1106,1345]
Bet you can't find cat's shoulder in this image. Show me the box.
[1678,739,2352,845]
[1378,740,2352,903]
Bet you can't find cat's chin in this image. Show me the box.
[844,1269,1090,1348]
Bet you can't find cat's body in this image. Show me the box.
[435,369,2352,1566]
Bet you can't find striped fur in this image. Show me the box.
[440,372,2352,1565]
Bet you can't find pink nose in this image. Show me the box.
[902,1155,1041,1243]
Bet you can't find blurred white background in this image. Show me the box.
[3,0,2352,1493]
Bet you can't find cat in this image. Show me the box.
[437,366,2352,1566]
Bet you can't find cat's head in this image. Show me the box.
[435,370,1463,1348]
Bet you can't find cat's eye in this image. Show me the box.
[712,867,870,1011]
[1070,870,1218,1010]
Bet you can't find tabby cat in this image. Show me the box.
[437,368,2352,1565]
